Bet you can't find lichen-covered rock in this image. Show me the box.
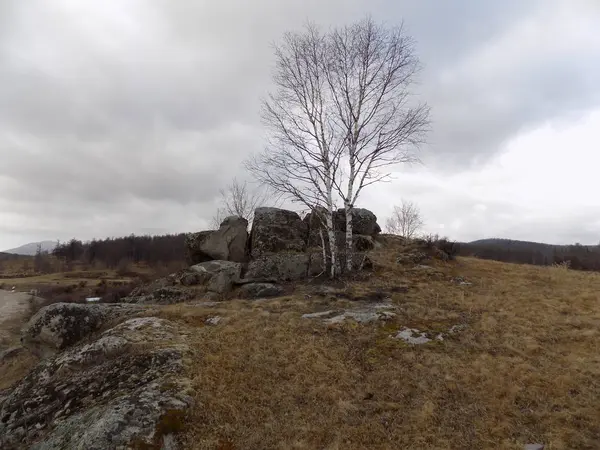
[250,207,308,258]
[238,283,284,299]
[20,303,149,357]
[189,216,249,263]
[191,260,242,294]
[1,317,193,450]
[245,253,309,282]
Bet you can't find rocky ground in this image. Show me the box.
[1,213,598,449]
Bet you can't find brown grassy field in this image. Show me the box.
[157,238,600,450]
[1,238,598,448]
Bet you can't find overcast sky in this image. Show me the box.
[1,0,599,250]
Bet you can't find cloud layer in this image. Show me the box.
[1,0,599,248]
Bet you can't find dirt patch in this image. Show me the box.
[0,290,39,348]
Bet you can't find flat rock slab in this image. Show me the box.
[302,303,397,324]
[394,328,441,345]
[393,324,468,345]
[1,317,193,449]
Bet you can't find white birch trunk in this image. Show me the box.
[325,207,336,278]
[345,202,353,272]
[319,228,327,276]
[345,144,356,272]
[324,168,337,278]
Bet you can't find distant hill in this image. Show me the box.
[3,240,57,256]
[460,238,600,271]
[0,252,29,262]
[468,238,595,249]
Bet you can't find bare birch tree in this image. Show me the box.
[246,16,429,276]
[211,178,278,228]
[326,17,430,270]
[385,199,424,239]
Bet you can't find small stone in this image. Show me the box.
[301,310,337,319]
[393,328,432,345]
[448,324,467,334]
[205,316,222,326]
[524,445,544,450]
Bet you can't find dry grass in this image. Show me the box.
[157,238,600,450]
[0,350,39,391]
[0,270,133,288]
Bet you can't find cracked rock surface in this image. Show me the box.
[1,317,193,450]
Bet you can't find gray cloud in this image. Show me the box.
[0,0,599,248]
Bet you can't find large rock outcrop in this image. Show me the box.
[250,207,308,258]
[21,303,150,357]
[138,206,382,302]
[1,317,193,449]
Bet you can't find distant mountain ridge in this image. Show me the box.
[3,240,57,256]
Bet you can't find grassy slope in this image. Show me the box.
[159,237,600,450]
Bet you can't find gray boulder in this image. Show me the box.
[238,283,284,299]
[191,260,242,294]
[1,317,192,449]
[185,230,215,264]
[250,207,308,257]
[21,303,149,357]
[193,216,249,263]
[245,253,309,282]
[177,269,211,287]
[334,208,381,236]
